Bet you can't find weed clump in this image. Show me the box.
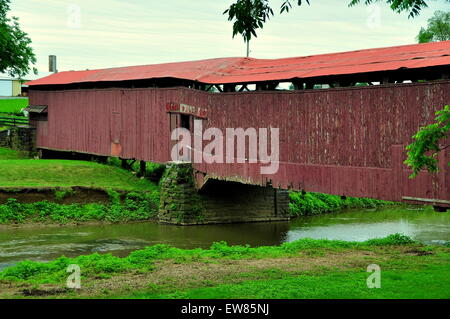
[289,191,395,217]
[0,234,416,284]
[0,190,159,224]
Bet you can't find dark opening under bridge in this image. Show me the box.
[25,41,450,224]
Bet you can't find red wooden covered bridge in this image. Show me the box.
[25,41,450,223]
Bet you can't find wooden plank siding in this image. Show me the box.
[29,80,450,203]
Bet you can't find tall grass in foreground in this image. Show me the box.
[0,234,415,283]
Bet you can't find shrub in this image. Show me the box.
[289,191,395,217]
[106,158,166,183]
[54,188,75,201]
[0,234,415,284]
[365,233,416,246]
[106,189,121,205]
[0,191,159,225]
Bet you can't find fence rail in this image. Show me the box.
[0,116,29,127]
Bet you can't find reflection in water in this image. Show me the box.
[0,206,448,270]
[0,222,290,270]
[287,207,450,245]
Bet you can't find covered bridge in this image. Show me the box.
[25,41,450,224]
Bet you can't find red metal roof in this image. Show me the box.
[26,41,450,86]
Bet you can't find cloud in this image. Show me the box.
[8,0,448,74]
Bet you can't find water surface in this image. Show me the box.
[0,206,448,270]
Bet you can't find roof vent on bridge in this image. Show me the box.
[24,105,48,113]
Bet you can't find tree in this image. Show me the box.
[0,0,36,78]
[224,0,311,56]
[404,105,450,178]
[416,10,450,43]
[224,0,450,54]
[348,0,449,18]
[224,0,274,57]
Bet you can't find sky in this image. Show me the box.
[7,0,450,77]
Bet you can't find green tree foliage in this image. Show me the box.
[224,0,271,43]
[224,0,309,51]
[404,105,450,178]
[348,0,450,18]
[0,0,36,77]
[223,0,274,56]
[416,10,450,43]
[224,1,449,47]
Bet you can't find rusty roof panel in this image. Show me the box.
[24,105,48,113]
[26,41,450,86]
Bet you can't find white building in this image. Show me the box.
[0,76,22,97]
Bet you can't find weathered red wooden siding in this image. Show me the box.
[30,88,189,163]
[196,81,449,202]
[29,81,450,203]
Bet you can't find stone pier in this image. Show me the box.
[0,126,36,157]
[158,162,290,225]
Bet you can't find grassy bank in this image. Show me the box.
[0,234,448,299]
[0,190,394,225]
[0,159,156,191]
[0,98,28,115]
[0,147,396,225]
[0,148,160,224]
[105,157,166,182]
[0,192,159,224]
[0,147,28,160]
[289,191,395,217]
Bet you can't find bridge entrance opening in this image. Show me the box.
[180,114,191,131]
[169,113,194,162]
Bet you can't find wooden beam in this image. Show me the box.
[223,84,236,92]
[305,82,314,90]
[292,80,304,90]
[382,76,393,84]
[138,160,146,177]
[256,83,264,91]
[238,84,248,92]
[268,82,278,90]
[402,196,450,205]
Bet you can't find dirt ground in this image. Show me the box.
[0,248,399,298]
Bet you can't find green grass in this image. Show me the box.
[0,148,27,160]
[1,234,448,299]
[289,191,395,217]
[106,157,166,181]
[0,234,415,283]
[0,113,27,118]
[0,152,160,224]
[133,263,449,299]
[0,194,159,224]
[0,98,28,115]
[0,159,156,191]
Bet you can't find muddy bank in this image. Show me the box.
[0,186,124,204]
[1,235,448,299]
[0,218,157,230]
